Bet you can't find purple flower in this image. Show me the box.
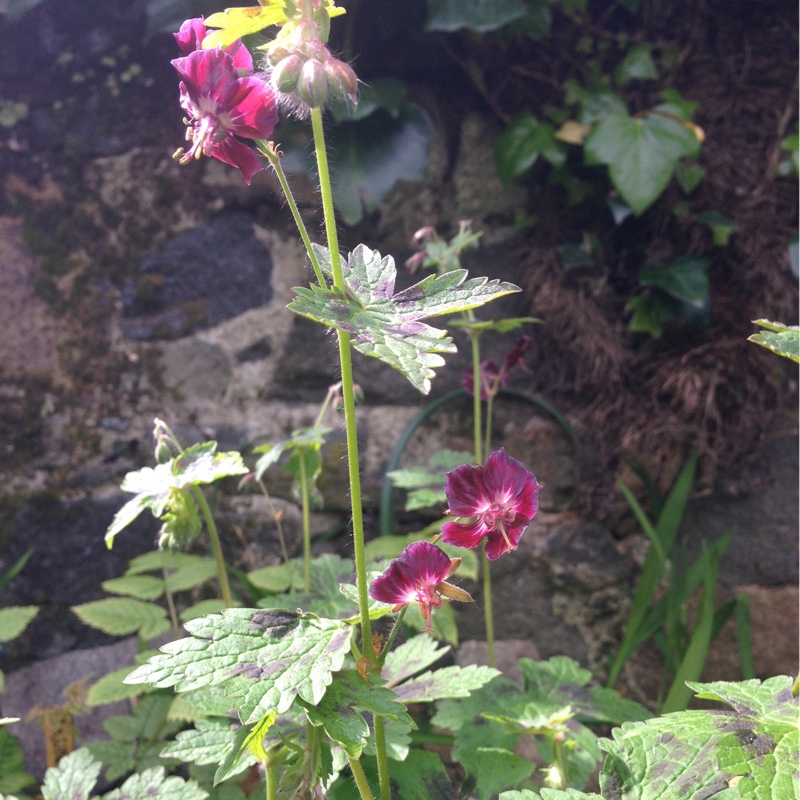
[369,541,471,631]
[462,335,534,402]
[171,43,278,184]
[441,449,542,561]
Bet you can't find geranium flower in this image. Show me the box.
[171,47,278,184]
[369,541,471,631]
[441,448,542,561]
[462,335,534,401]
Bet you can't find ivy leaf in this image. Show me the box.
[496,113,566,184]
[289,244,520,394]
[585,110,701,214]
[124,608,351,724]
[106,442,248,547]
[299,671,415,758]
[614,44,658,86]
[41,748,101,800]
[748,319,800,363]
[639,256,710,306]
[72,598,170,640]
[426,0,527,32]
[600,676,799,799]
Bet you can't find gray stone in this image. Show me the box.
[1,638,138,782]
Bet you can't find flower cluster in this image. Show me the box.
[370,449,541,628]
[462,334,534,402]
[264,0,357,112]
[171,18,278,184]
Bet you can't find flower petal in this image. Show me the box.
[482,448,534,505]
[440,518,490,550]
[210,136,263,184]
[444,463,490,517]
[484,522,526,560]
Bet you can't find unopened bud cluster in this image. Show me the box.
[264,3,357,110]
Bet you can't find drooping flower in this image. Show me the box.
[462,334,534,402]
[441,448,542,561]
[171,43,278,184]
[369,541,471,631]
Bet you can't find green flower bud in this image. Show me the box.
[272,54,304,94]
[325,57,358,107]
[297,58,328,108]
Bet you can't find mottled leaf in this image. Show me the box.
[125,608,351,724]
[393,664,499,704]
[41,748,101,800]
[289,244,519,394]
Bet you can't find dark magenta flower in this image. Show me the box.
[462,335,534,401]
[441,448,542,561]
[369,541,471,631]
[171,46,278,184]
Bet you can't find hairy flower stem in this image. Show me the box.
[311,105,389,800]
[257,139,326,288]
[469,328,496,667]
[298,450,312,593]
[349,756,375,800]
[191,485,234,609]
[265,757,278,800]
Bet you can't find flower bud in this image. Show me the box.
[272,54,303,94]
[325,57,358,107]
[266,43,291,67]
[297,58,328,108]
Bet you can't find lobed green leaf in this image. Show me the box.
[125,608,352,724]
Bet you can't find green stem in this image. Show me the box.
[257,478,290,566]
[379,605,408,669]
[482,543,495,668]
[298,450,312,593]
[484,392,495,461]
[191,486,234,609]
[373,717,392,800]
[162,567,180,635]
[470,329,483,465]
[257,139,326,288]
[309,109,372,648]
[349,757,375,800]
[264,756,278,800]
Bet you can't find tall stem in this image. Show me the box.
[309,108,372,651]
[482,543,495,668]
[470,329,483,465]
[298,450,312,593]
[373,717,392,800]
[192,486,234,609]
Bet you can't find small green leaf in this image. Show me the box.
[102,766,208,800]
[425,0,526,32]
[0,729,35,794]
[585,110,701,214]
[495,113,566,184]
[214,714,276,784]
[161,718,257,776]
[614,44,658,86]
[393,664,500,704]
[639,256,709,305]
[625,295,666,338]
[125,608,352,724]
[388,449,473,511]
[87,666,150,707]
[72,598,170,639]
[300,671,415,757]
[696,211,738,246]
[382,634,451,687]
[101,575,164,601]
[41,748,101,800]
[0,606,38,643]
[675,161,705,194]
[458,747,536,800]
[748,320,800,363]
[290,244,520,394]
